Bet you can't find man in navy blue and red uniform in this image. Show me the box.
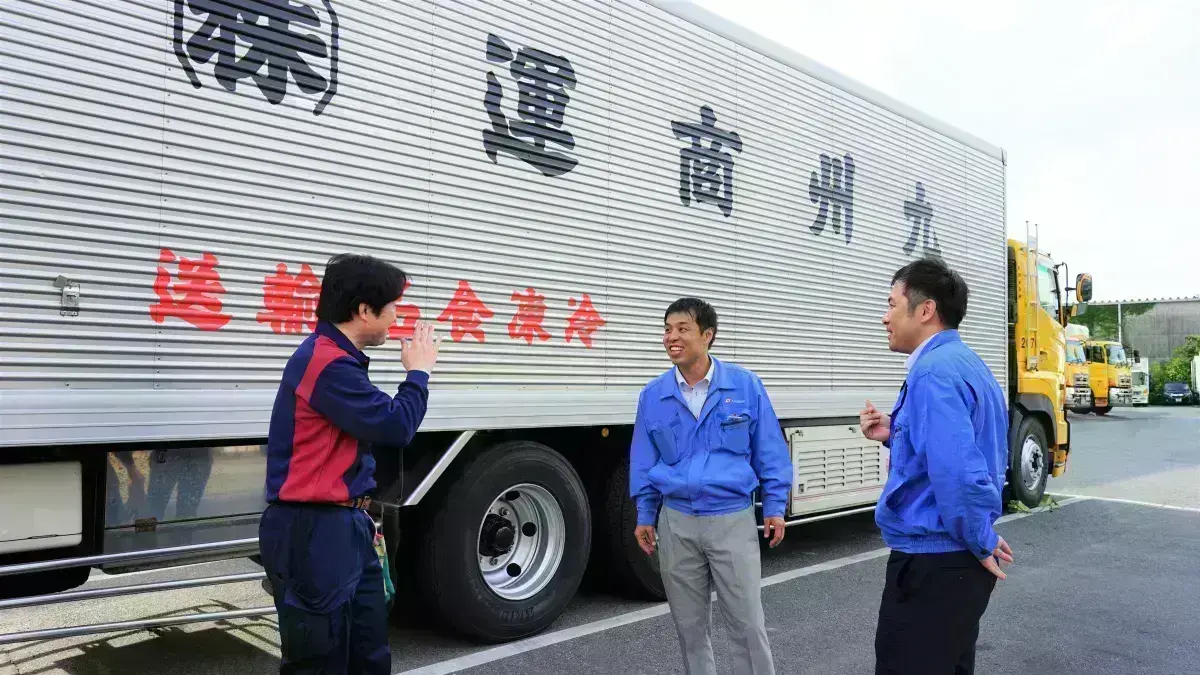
[260,253,440,674]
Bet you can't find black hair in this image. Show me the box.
[891,257,969,329]
[664,297,719,347]
[315,253,408,324]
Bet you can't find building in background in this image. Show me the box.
[1082,297,1200,364]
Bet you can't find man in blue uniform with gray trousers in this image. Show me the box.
[861,258,1014,675]
[630,298,792,675]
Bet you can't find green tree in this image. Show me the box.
[1149,334,1200,404]
[1074,302,1156,341]
[1175,335,1200,362]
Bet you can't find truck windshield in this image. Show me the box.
[1066,342,1086,364]
[1108,345,1128,366]
[1133,372,1148,386]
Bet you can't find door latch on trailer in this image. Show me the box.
[53,275,80,316]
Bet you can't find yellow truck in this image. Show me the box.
[1006,237,1092,506]
[1064,325,1093,412]
[1084,339,1133,415]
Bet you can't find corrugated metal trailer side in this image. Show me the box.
[0,0,1005,446]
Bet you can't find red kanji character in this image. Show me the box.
[565,293,605,348]
[389,279,422,340]
[256,262,321,335]
[508,287,552,345]
[436,280,494,343]
[149,248,232,331]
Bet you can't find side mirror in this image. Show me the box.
[1075,273,1093,303]
[1073,302,1088,317]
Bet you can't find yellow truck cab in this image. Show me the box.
[1084,340,1132,414]
[1064,324,1092,413]
[1007,237,1092,506]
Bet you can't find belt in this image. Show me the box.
[272,497,372,511]
[340,496,372,510]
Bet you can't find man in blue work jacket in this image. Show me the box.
[630,297,792,675]
[861,258,1014,675]
[259,253,441,675]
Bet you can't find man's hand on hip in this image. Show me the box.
[860,400,891,443]
[634,525,657,556]
[763,516,785,547]
[400,320,442,374]
[980,536,1014,580]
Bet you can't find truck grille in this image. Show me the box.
[1118,375,1132,387]
[1073,372,1089,386]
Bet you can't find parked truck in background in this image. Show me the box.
[0,0,1090,642]
[1084,339,1133,414]
[1191,356,1200,404]
[1131,355,1150,406]
[1065,324,1093,412]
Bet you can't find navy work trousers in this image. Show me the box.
[259,503,390,675]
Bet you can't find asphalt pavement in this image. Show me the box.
[1,405,1197,675]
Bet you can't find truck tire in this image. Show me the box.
[1009,417,1049,508]
[1093,406,1111,416]
[600,458,666,600]
[417,441,590,643]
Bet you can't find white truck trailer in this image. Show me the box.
[1192,356,1200,405]
[1131,355,1150,406]
[0,0,1007,641]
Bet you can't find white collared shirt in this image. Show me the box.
[905,332,942,372]
[676,357,716,418]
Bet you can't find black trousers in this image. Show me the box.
[260,504,390,675]
[875,550,998,675]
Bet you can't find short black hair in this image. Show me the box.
[665,297,719,347]
[316,253,407,324]
[891,258,969,329]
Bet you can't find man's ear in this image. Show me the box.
[355,302,373,322]
[920,299,938,324]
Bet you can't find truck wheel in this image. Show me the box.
[417,441,590,643]
[600,458,666,600]
[1093,406,1111,416]
[1009,417,1049,508]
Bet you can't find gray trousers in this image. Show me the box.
[658,506,775,675]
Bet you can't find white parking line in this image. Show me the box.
[1052,493,1200,513]
[393,497,1087,675]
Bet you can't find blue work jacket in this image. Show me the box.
[876,330,1008,559]
[629,357,793,526]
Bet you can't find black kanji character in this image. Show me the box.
[903,182,941,256]
[482,33,578,177]
[809,153,855,243]
[671,105,743,218]
[173,0,339,115]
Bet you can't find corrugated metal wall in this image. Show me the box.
[1119,301,1200,363]
[0,0,1007,445]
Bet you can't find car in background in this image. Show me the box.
[1162,382,1196,405]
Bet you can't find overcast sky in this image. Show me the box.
[695,0,1199,302]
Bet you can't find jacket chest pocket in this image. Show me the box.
[888,413,914,475]
[649,418,683,465]
[718,411,753,454]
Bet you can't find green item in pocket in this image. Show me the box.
[373,528,395,606]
